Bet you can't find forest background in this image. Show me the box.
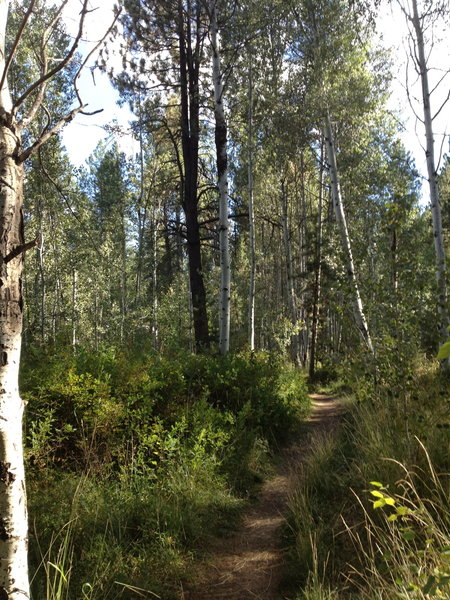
[0,0,449,598]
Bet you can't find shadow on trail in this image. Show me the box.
[309,394,345,423]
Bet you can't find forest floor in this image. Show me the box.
[183,394,344,600]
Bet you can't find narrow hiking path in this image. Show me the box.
[183,394,344,600]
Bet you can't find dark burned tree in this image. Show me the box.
[119,0,211,350]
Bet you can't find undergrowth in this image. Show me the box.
[22,346,309,599]
[286,354,450,599]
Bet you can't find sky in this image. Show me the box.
[60,0,449,198]
[60,0,136,163]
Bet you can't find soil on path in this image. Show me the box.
[183,394,344,600]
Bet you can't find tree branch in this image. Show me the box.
[72,6,122,109]
[18,105,86,162]
[3,234,41,264]
[18,4,120,162]
[19,0,71,129]
[0,0,38,98]
[432,89,450,121]
[13,0,89,113]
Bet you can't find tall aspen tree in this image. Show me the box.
[324,113,374,353]
[0,2,113,595]
[247,50,256,352]
[398,0,449,344]
[309,145,325,378]
[281,180,300,364]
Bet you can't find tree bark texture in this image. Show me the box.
[324,113,374,354]
[210,0,230,355]
[0,121,29,600]
[0,0,29,594]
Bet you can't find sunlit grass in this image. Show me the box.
[286,358,450,599]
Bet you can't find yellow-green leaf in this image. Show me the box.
[370,490,384,498]
[396,506,409,516]
[437,341,450,360]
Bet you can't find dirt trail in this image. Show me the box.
[183,394,344,600]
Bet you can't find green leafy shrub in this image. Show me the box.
[23,346,309,598]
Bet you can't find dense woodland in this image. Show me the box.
[0,0,449,598]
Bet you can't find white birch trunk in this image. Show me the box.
[247,51,256,352]
[72,268,77,348]
[37,234,45,341]
[324,113,374,354]
[0,1,29,596]
[280,182,300,364]
[120,207,127,343]
[299,155,309,364]
[151,205,159,349]
[210,0,230,355]
[309,149,325,378]
[0,83,29,600]
[410,0,448,343]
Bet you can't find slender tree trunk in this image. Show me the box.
[309,150,324,379]
[299,154,309,365]
[175,204,183,271]
[247,50,256,352]
[259,222,266,350]
[50,219,60,342]
[72,268,77,348]
[120,208,127,342]
[151,204,159,349]
[35,199,45,341]
[324,113,374,354]
[136,206,145,304]
[93,279,99,351]
[410,0,448,343]
[210,0,230,355]
[162,202,173,282]
[281,181,300,363]
[391,228,398,296]
[37,235,45,341]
